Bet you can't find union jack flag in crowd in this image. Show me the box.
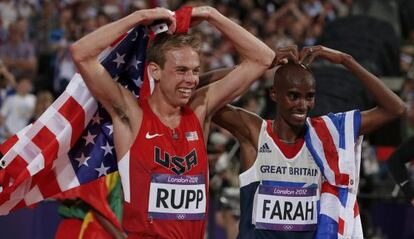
[0,25,149,215]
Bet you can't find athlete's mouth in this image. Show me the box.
[178,88,192,96]
[292,113,307,120]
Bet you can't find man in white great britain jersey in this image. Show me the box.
[212,46,406,239]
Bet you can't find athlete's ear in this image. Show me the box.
[270,86,277,102]
[148,62,161,82]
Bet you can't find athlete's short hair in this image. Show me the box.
[273,62,314,87]
[146,33,201,68]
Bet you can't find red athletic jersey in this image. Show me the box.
[123,100,208,239]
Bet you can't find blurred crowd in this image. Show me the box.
[1,0,414,239]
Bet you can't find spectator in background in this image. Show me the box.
[50,7,78,95]
[101,0,123,20]
[0,60,16,108]
[31,0,59,55]
[0,77,35,139]
[31,0,58,91]
[16,0,35,20]
[16,17,31,41]
[400,65,414,136]
[0,21,6,45]
[96,12,111,28]
[387,64,414,208]
[401,32,414,75]
[0,0,18,30]
[387,136,414,207]
[0,21,37,79]
[29,90,54,123]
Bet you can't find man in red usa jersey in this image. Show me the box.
[70,5,284,239]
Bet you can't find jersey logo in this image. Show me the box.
[154,147,198,175]
[146,132,164,139]
[185,131,198,141]
[259,143,272,153]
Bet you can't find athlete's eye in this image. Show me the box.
[176,68,186,74]
[306,93,315,101]
[193,68,200,75]
[288,92,300,101]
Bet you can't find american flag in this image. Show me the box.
[0,25,149,215]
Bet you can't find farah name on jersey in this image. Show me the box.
[261,199,315,221]
[255,185,318,231]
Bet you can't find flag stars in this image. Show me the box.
[83,131,96,146]
[131,31,138,41]
[95,162,110,177]
[91,113,103,125]
[101,142,114,156]
[75,153,91,168]
[143,29,149,38]
[106,125,113,135]
[133,76,142,87]
[113,52,126,68]
[129,55,142,70]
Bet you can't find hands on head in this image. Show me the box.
[138,6,213,34]
[137,8,176,33]
[272,45,348,68]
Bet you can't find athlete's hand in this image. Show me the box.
[191,6,215,26]
[137,8,176,33]
[299,45,349,66]
[411,198,414,207]
[270,45,299,68]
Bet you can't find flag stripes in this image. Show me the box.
[305,110,363,238]
[0,26,149,215]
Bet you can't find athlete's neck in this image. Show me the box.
[148,96,182,129]
[272,118,305,144]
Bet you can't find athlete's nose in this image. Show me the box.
[184,73,198,86]
[297,98,307,111]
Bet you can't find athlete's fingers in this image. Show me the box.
[299,46,312,64]
[275,45,299,65]
[300,46,321,67]
[168,15,177,34]
[302,53,317,67]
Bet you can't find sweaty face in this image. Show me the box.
[158,47,200,107]
[272,72,315,128]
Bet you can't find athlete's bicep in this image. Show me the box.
[75,58,133,121]
[359,107,398,135]
[205,61,267,114]
[212,104,261,143]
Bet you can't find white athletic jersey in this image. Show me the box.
[238,120,321,239]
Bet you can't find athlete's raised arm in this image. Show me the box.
[188,6,276,118]
[70,8,175,124]
[299,45,406,135]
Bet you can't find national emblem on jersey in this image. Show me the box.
[154,147,198,175]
